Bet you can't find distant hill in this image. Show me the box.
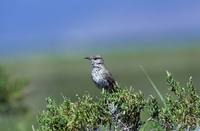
[0,38,199,58]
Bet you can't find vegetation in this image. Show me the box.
[37,88,145,131]
[36,72,200,130]
[158,72,200,130]
[1,48,200,131]
[0,65,29,114]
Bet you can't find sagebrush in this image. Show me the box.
[36,72,200,131]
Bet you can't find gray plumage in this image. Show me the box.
[85,55,118,92]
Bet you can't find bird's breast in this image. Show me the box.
[91,68,103,81]
[91,68,109,88]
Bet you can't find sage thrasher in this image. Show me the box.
[85,55,118,92]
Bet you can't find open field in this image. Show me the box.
[1,47,200,131]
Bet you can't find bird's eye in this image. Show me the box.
[94,58,97,60]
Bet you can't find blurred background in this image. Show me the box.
[0,0,200,130]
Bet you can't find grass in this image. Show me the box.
[0,47,200,130]
[140,65,166,106]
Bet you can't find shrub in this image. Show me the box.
[158,72,200,130]
[37,88,146,131]
[0,65,29,114]
[36,72,200,131]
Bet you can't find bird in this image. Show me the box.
[85,55,118,93]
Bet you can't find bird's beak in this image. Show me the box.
[84,57,90,60]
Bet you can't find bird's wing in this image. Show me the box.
[103,71,118,90]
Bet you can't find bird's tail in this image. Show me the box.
[109,81,119,93]
[115,81,119,88]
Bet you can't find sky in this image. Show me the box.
[0,0,200,55]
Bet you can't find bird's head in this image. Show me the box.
[85,55,104,67]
